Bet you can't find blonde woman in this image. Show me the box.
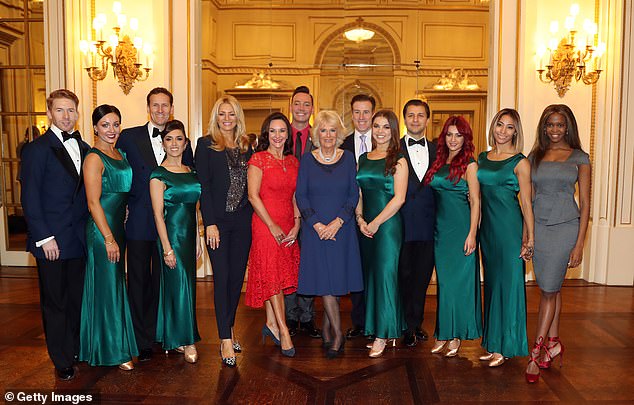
[195,95,256,367]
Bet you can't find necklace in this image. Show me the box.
[318,148,336,162]
[269,150,286,172]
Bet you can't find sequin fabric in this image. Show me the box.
[225,147,249,212]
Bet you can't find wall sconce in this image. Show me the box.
[79,1,154,95]
[535,3,605,97]
[344,17,375,43]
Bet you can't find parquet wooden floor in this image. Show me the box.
[1,267,633,404]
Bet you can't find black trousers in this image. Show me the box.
[284,292,315,324]
[36,257,85,370]
[127,239,161,351]
[398,240,435,333]
[349,291,365,329]
[208,209,251,339]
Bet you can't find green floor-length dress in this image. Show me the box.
[477,152,528,358]
[80,148,138,366]
[429,163,482,341]
[357,155,406,339]
[151,167,202,350]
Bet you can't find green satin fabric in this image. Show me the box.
[151,167,202,350]
[357,155,406,339]
[429,163,482,340]
[80,149,138,366]
[477,152,528,358]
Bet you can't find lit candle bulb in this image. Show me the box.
[143,43,153,67]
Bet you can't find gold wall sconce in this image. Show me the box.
[535,3,605,98]
[79,1,154,95]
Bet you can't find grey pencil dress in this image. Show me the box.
[530,149,590,292]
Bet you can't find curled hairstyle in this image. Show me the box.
[530,104,583,169]
[161,120,186,140]
[488,108,524,153]
[311,110,346,148]
[424,116,474,185]
[205,95,253,152]
[257,112,293,155]
[371,109,402,176]
[47,89,79,111]
[92,104,121,128]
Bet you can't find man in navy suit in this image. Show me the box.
[20,89,90,381]
[399,99,436,346]
[340,93,375,339]
[116,87,193,361]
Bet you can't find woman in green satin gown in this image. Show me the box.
[149,120,202,363]
[355,110,408,358]
[424,116,482,358]
[80,105,138,370]
[477,108,535,367]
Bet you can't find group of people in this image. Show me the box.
[20,85,590,386]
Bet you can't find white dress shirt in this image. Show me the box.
[354,129,373,162]
[36,125,82,247]
[148,122,166,164]
[405,133,429,182]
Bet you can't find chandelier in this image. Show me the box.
[344,18,375,43]
[535,3,605,98]
[79,2,153,95]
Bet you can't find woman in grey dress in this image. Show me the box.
[525,105,591,383]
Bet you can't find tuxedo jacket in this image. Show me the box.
[340,132,356,155]
[20,129,90,259]
[195,136,253,226]
[400,137,437,242]
[116,123,194,241]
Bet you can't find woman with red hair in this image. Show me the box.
[424,116,482,357]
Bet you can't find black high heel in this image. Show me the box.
[261,325,281,346]
[326,340,345,359]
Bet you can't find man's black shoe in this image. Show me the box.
[138,348,153,362]
[415,328,429,341]
[346,326,364,339]
[56,367,75,381]
[300,322,322,339]
[73,354,79,364]
[403,331,417,347]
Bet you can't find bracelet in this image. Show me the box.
[104,240,115,246]
[163,249,174,257]
[103,233,112,239]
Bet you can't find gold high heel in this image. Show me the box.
[368,338,396,358]
[430,340,448,354]
[175,346,185,354]
[488,353,505,367]
[445,339,461,357]
[184,345,198,363]
[479,352,494,361]
[118,360,134,371]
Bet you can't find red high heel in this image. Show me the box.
[538,336,564,369]
[526,336,544,384]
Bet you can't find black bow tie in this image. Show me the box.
[408,137,426,147]
[152,127,161,138]
[62,131,81,142]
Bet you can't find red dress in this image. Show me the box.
[245,151,300,307]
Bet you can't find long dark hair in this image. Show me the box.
[92,104,121,126]
[256,112,293,155]
[530,104,583,169]
[371,110,401,176]
[424,116,474,185]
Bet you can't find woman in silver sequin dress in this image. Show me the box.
[195,95,256,367]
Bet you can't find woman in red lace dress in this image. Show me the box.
[246,112,300,357]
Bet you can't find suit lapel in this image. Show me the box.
[48,133,80,182]
[401,138,420,184]
[134,125,159,168]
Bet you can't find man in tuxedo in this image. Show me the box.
[399,99,436,347]
[286,85,321,338]
[116,87,193,361]
[340,93,375,339]
[20,89,90,381]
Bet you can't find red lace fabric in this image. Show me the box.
[245,151,300,307]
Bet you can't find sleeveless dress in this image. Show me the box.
[80,148,138,366]
[357,154,406,339]
[429,162,482,341]
[477,151,528,358]
[296,151,363,296]
[246,151,300,307]
[531,149,590,292]
[151,167,202,350]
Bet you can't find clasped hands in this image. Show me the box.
[520,239,535,262]
[313,218,342,241]
[357,217,378,238]
[269,222,299,247]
